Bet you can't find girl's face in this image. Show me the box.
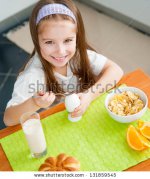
[38,19,77,71]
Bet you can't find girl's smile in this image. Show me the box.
[38,19,77,73]
[50,55,68,62]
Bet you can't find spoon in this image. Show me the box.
[32,90,77,98]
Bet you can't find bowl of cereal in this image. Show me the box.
[105,87,148,123]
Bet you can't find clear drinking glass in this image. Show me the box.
[20,112,47,158]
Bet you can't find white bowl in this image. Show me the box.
[105,87,148,123]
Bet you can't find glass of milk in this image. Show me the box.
[20,112,47,158]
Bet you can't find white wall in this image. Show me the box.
[79,0,150,34]
[0,0,38,33]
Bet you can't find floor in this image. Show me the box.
[0,35,29,129]
[77,2,150,75]
[0,1,150,129]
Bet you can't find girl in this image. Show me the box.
[4,0,123,126]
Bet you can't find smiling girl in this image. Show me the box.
[4,0,123,126]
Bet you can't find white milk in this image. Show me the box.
[22,119,46,154]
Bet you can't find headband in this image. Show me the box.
[36,4,76,25]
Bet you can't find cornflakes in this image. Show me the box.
[108,91,144,116]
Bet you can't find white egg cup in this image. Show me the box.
[65,93,82,122]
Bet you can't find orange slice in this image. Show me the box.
[127,125,150,150]
[138,120,150,140]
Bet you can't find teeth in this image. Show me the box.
[52,56,66,61]
[56,57,64,60]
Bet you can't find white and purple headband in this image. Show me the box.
[36,3,76,25]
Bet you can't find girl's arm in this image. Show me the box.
[4,92,55,126]
[4,97,40,126]
[89,59,124,101]
[70,60,123,118]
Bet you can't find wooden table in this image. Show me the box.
[0,69,150,171]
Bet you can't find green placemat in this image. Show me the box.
[1,93,150,171]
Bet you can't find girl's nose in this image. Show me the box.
[56,44,66,55]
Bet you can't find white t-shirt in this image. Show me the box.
[6,50,107,108]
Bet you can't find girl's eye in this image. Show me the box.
[64,39,73,43]
[45,41,54,44]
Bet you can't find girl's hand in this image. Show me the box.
[32,91,56,109]
[70,92,93,118]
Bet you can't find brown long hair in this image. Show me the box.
[27,0,96,93]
